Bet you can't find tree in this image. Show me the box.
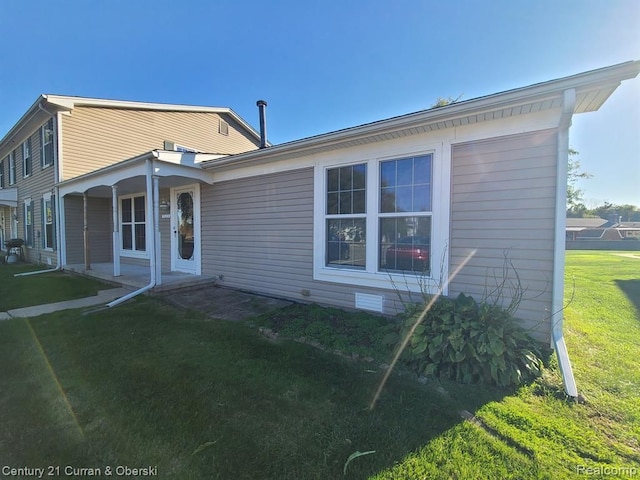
[430,95,463,108]
[592,203,640,222]
[566,148,592,215]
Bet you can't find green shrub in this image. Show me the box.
[388,293,545,387]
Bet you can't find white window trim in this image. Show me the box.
[9,152,16,185]
[42,192,54,251]
[313,143,451,295]
[41,119,54,169]
[22,140,31,178]
[119,193,149,259]
[24,198,33,248]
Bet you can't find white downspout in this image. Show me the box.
[112,185,120,277]
[107,159,157,307]
[14,104,62,278]
[552,88,578,398]
[153,173,162,286]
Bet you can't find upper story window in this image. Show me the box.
[41,118,54,168]
[22,138,32,178]
[9,151,16,185]
[0,159,4,188]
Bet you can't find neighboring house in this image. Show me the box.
[565,217,608,240]
[566,218,640,245]
[0,96,262,265]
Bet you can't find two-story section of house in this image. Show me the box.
[0,95,262,265]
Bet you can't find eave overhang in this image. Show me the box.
[0,187,18,208]
[202,60,640,172]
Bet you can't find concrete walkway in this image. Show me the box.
[0,287,132,320]
[162,285,293,322]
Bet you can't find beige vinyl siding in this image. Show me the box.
[11,122,58,265]
[449,129,558,341]
[61,107,259,179]
[201,168,401,313]
[64,196,112,264]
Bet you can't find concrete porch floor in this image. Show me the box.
[65,262,217,292]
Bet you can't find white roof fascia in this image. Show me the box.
[202,60,640,170]
[0,95,49,150]
[57,151,216,196]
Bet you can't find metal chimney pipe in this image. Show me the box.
[257,99,268,149]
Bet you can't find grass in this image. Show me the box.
[371,251,640,479]
[0,251,638,478]
[0,263,109,311]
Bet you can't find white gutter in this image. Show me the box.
[552,88,578,398]
[107,159,157,307]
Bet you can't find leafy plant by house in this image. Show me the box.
[387,293,546,387]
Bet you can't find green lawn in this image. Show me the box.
[0,251,638,479]
[0,264,110,311]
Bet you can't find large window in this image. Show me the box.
[9,151,16,185]
[325,164,366,268]
[316,149,444,293]
[379,155,432,273]
[22,139,32,178]
[41,118,54,168]
[121,195,146,254]
[43,194,55,249]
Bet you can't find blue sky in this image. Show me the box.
[1,0,638,206]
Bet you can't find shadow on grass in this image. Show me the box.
[0,298,517,480]
[615,279,640,317]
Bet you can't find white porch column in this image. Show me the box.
[153,175,162,285]
[83,192,90,270]
[112,185,120,277]
[58,196,66,266]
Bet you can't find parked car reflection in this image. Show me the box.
[384,236,430,272]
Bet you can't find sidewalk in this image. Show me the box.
[0,287,133,320]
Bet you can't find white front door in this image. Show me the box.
[170,185,201,274]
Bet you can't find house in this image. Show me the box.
[566,217,640,248]
[0,95,263,266]
[565,217,608,240]
[3,61,640,397]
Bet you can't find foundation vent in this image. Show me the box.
[355,293,384,313]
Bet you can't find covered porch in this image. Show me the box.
[0,188,18,251]
[65,262,217,291]
[57,150,221,290]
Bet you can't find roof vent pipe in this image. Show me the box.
[257,100,268,149]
